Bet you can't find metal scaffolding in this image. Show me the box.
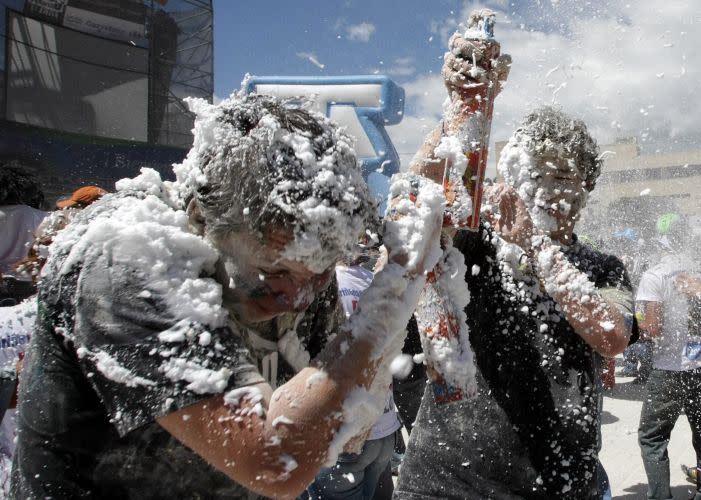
[0,0,213,148]
[147,0,213,148]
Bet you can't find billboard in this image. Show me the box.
[7,11,148,141]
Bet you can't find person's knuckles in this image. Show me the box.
[450,37,473,57]
[443,51,457,65]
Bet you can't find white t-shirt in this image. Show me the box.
[0,205,46,274]
[336,265,401,441]
[0,297,36,458]
[636,254,701,371]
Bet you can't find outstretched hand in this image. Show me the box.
[484,184,535,250]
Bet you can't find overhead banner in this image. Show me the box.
[63,5,146,45]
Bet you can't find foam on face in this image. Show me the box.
[497,134,587,233]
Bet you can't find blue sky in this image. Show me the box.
[213,0,461,96]
[212,1,701,173]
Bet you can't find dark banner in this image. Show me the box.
[0,121,186,207]
[24,0,68,23]
[67,0,147,25]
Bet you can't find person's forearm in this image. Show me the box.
[255,338,379,494]
[529,236,631,356]
[161,337,382,500]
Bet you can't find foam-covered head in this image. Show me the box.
[497,106,601,233]
[173,93,377,274]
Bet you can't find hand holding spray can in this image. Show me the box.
[414,11,510,404]
[440,10,511,230]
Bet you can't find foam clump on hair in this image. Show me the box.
[169,92,377,273]
[498,106,601,192]
[497,106,601,232]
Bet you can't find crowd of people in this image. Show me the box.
[0,18,699,500]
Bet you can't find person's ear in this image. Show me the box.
[186,198,206,236]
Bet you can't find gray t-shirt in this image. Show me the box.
[11,192,265,499]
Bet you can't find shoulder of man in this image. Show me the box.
[569,236,632,288]
[40,191,194,347]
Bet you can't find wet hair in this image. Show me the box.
[0,162,44,208]
[515,106,601,192]
[188,94,377,260]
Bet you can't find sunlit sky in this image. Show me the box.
[213,0,701,175]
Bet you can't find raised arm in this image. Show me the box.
[528,236,633,356]
[160,176,444,499]
[486,185,632,357]
[159,340,377,498]
[410,26,510,185]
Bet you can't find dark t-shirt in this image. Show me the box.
[396,226,633,500]
[10,193,270,499]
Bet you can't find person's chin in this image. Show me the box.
[242,299,304,324]
[241,303,280,323]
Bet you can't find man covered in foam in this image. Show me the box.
[11,93,444,499]
[395,27,635,500]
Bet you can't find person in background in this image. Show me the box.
[0,162,45,492]
[0,182,107,495]
[637,213,701,500]
[0,164,46,305]
[0,299,34,495]
[613,227,654,383]
[620,336,653,383]
[13,185,107,283]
